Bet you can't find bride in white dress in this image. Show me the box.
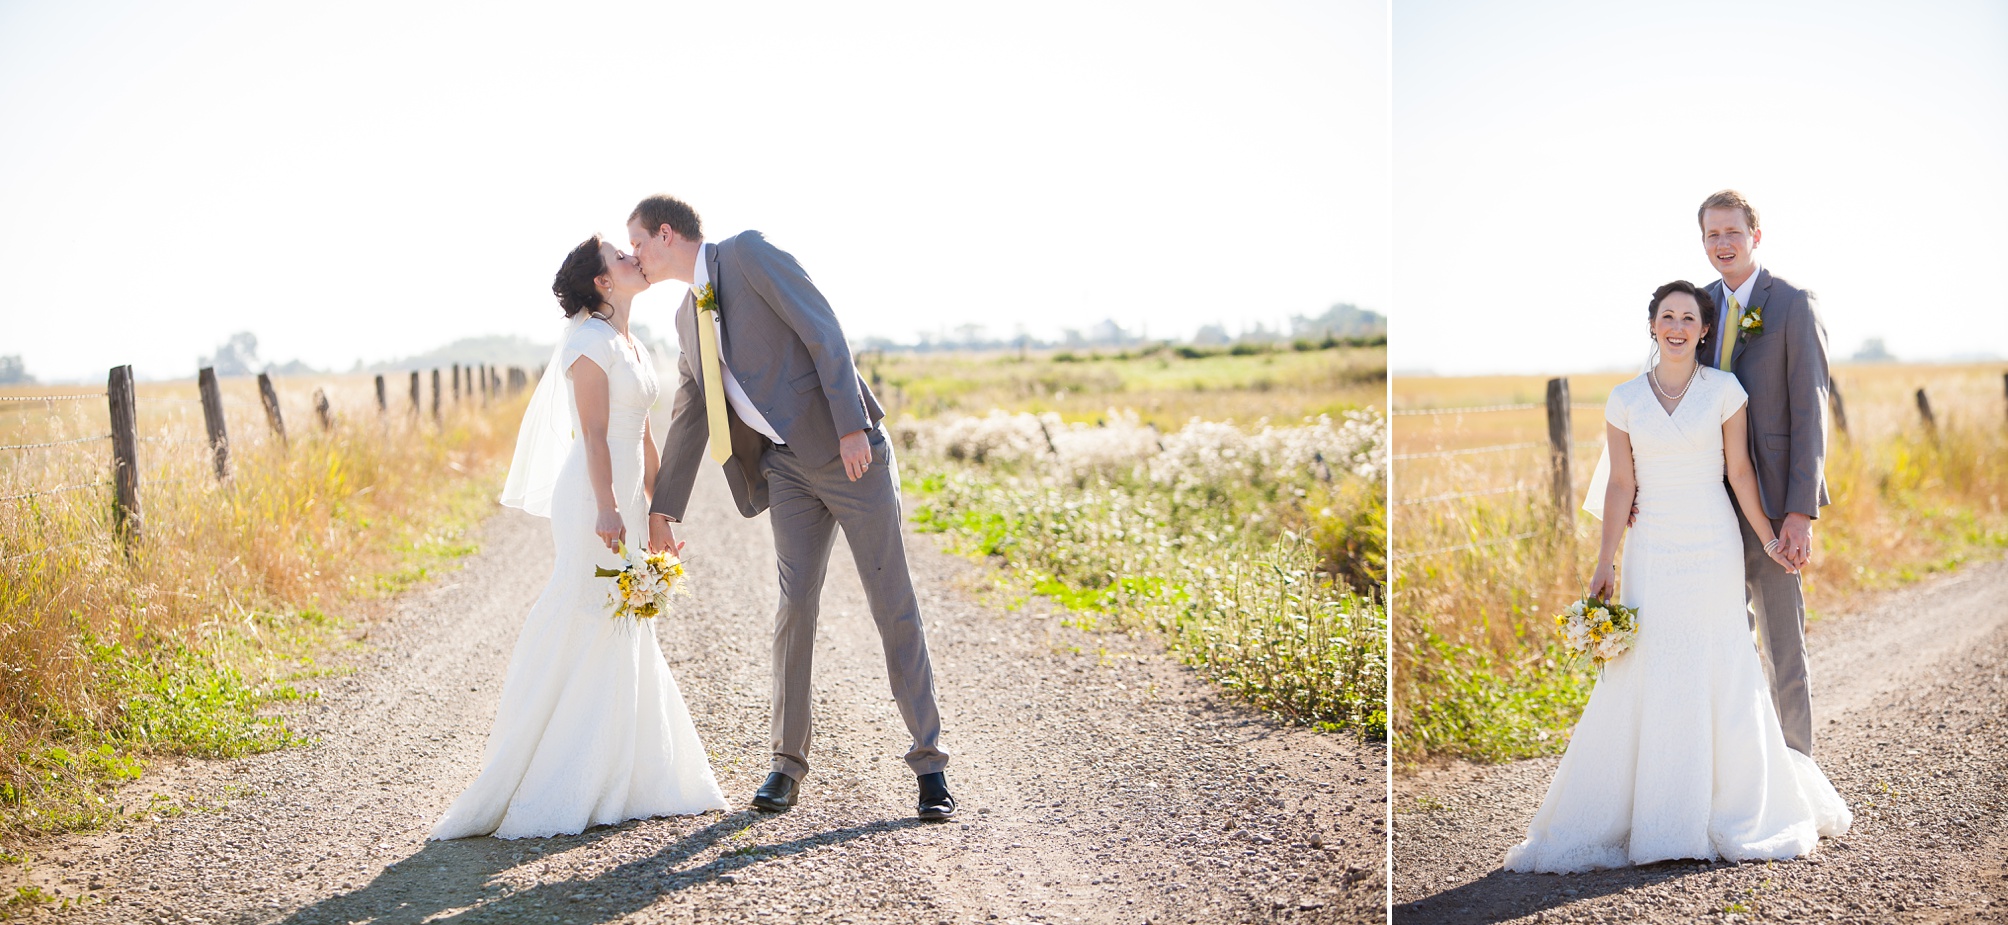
[431,234,729,840]
[1503,280,1849,873]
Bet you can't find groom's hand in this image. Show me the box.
[648,513,685,557]
[839,429,872,482]
[1779,512,1814,568]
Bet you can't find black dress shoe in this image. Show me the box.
[751,771,798,812]
[916,771,955,821]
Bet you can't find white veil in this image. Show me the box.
[1581,348,1658,521]
[1582,442,1613,521]
[500,314,588,517]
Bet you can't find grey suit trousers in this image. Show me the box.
[1736,506,1813,755]
[761,425,947,780]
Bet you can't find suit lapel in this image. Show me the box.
[1706,279,1729,370]
[675,288,698,361]
[1728,268,1771,371]
[706,242,732,359]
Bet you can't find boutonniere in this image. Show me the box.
[1736,302,1764,341]
[695,283,721,316]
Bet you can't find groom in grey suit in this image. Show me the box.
[1698,189,1831,756]
[626,195,954,820]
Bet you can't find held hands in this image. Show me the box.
[647,513,686,557]
[839,429,872,482]
[595,507,626,553]
[1588,562,1617,601]
[1777,512,1814,569]
[1761,536,1799,573]
[1757,514,1813,573]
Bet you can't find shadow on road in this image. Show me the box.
[278,810,930,924]
[1394,860,1714,924]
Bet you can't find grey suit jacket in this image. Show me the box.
[650,230,884,521]
[1709,268,1831,520]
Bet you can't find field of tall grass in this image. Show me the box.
[883,344,1390,737]
[0,373,524,842]
[1392,363,2008,766]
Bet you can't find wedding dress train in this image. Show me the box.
[431,318,728,840]
[1504,368,1849,873]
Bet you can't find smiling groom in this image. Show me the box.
[628,194,954,820]
[1697,189,1832,757]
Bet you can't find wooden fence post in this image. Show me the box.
[1546,377,1572,524]
[431,369,442,424]
[375,374,387,414]
[312,388,334,432]
[197,366,230,482]
[452,364,462,405]
[1828,377,1850,440]
[257,372,287,446]
[107,365,140,544]
[409,371,421,415]
[1916,387,1936,432]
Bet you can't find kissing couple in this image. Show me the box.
[429,194,954,840]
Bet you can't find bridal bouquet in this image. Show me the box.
[1555,596,1639,667]
[595,544,687,620]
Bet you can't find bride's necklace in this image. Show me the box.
[1650,360,1700,401]
[592,308,643,362]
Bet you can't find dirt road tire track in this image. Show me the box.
[1394,558,2008,924]
[13,466,1386,924]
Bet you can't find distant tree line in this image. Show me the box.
[855,302,1384,354]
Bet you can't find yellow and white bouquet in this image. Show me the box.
[1555,596,1639,667]
[594,543,688,620]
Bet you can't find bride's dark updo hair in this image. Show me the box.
[1649,279,1718,360]
[553,235,608,318]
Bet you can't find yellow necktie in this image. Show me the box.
[694,302,733,464]
[1716,293,1741,371]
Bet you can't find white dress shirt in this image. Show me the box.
[692,243,785,444]
[1720,260,1761,339]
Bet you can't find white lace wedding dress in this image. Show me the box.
[431,318,728,840]
[1503,367,1850,873]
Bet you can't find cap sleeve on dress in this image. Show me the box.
[562,319,617,378]
[1604,381,1631,434]
[1716,369,1750,424]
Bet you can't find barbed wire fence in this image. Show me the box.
[2,362,531,556]
[1391,374,1981,561]
[1391,378,1603,560]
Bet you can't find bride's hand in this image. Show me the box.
[1763,539,1798,574]
[596,507,626,552]
[1588,563,1616,601]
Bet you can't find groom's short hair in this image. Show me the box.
[630,195,703,241]
[1697,189,1760,232]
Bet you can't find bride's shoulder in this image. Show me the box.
[1609,373,1649,402]
[1700,366,1748,400]
[566,316,617,345]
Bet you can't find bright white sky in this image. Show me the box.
[1395,0,2008,375]
[0,0,1389,383]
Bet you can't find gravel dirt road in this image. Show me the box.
[10,467,1386,924]
[1393,557,2008,924]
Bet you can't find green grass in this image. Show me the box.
[1398,632,1595,763]
[901,416,1387,738]
[0,396,514,846]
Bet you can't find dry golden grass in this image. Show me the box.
[1392,363,2008,764]
[1,373,525,838]
[861,343,1385,428]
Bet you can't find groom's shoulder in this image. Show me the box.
[1762,269,1816,304]
[716,229,769,253]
